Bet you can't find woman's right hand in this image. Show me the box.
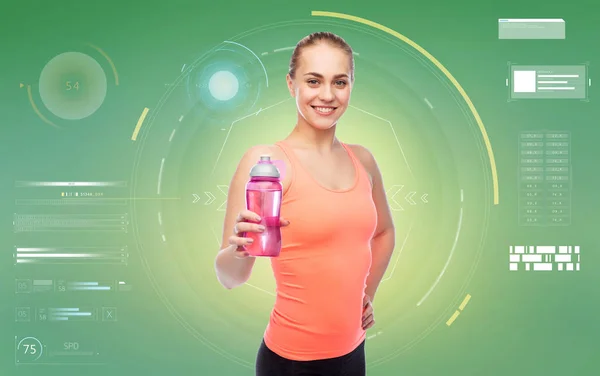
[229,210,264,259]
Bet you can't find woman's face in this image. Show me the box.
[287,43,353,131]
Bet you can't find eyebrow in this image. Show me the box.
[303,72,349,79]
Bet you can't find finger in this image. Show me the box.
[233,249,251,259]
[362,313,373,325]
[228,235,254,247]
[279,218,291,226]
[237,210,261,223]
[235,222,265,234]
[362,305,373,315]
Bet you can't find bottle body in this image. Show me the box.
[244,177,282,257]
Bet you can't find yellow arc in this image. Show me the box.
[312,11,499,205]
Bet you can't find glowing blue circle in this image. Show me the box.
[208,70,239,101]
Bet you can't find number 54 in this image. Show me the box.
[66,81,79,90]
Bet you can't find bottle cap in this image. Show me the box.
[249,155,280,178]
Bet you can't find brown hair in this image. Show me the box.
[288,31,355,81]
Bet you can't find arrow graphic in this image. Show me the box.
[421,193,428,203]
[405,191,416,205]
[386,185,404,211]
[203,192,215,205]
[192,194,201,203]
[216,185,228,211]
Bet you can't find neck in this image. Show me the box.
[286,115,339,151]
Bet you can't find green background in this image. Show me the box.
[1,0,598,375]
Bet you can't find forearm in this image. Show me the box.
[214,245,256,289]
[365,229,396,302]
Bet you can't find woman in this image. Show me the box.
[214,31,396,376]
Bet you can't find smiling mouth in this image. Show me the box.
[311,106,337,114]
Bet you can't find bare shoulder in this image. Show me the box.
[238,144,285,164]
[233,143,290,186]
[346,143,377,170]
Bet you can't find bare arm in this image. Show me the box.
[353,145,396,302]
[214,145,270,289]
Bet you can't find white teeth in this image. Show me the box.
[314,107,334,113]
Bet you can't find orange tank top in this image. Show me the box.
[263,140,377,361]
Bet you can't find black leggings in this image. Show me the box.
[255,340,366,376]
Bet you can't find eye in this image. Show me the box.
[335,80,347,86]
[307,79,319,85]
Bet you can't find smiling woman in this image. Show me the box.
[287,32,355,130]
[214,31,396,376]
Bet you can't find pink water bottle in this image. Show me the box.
[244,155,283,257]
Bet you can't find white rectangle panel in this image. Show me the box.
[523,255,542,262]
[537,246,556,254]
[514,71,537,93]
[533,263,552,271]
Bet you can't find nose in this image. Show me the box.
[318,84,335,102]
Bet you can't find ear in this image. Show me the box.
[286,74,295,98]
